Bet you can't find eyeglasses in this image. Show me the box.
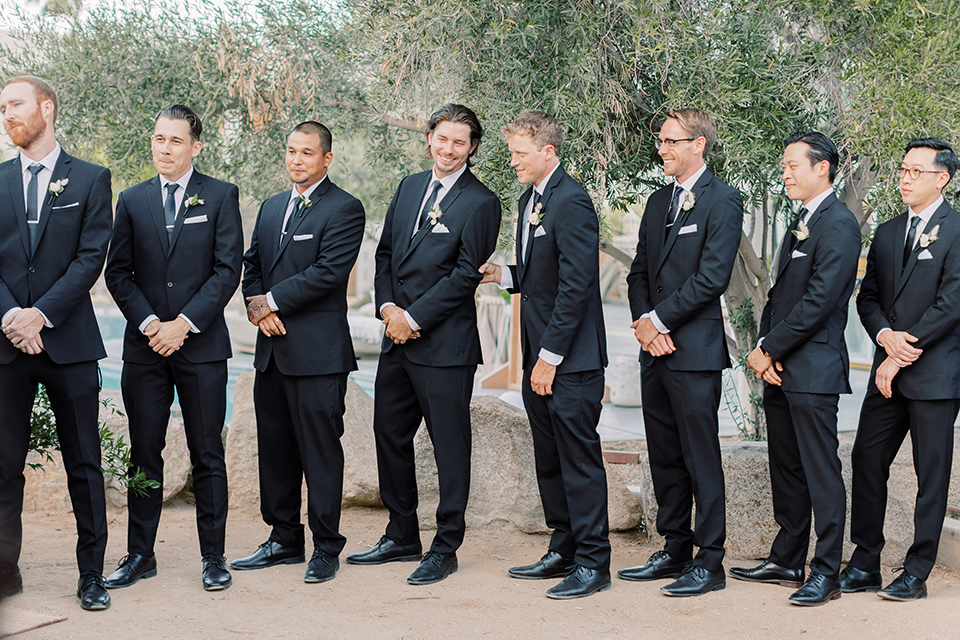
[655,137,698,150]
[898,167,944,180]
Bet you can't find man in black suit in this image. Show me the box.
[0,76,112,610]
[623,109,743,597]
[104,105,243,592]
[345,104,500,585]
[232,121,364,585]
[729,132,861,606]
[843,138,960,602]
[478,111,610,599]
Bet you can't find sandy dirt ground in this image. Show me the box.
[3,502,960,640]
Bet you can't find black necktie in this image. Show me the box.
[164,183,179,242]
[790,207,808,251]
[418,180,443,232]
[903,215,921,270]
[281,198,303,247]
[26,163,43,251]
[667,185,683,227]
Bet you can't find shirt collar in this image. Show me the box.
[20,144,61,175]
[908,196,944,225]
[800,188,834,218]
[675,162,707,193]
[160,167,194,193]
[431,163,467,192]
[290,175,326,206]
[534,163,562,196]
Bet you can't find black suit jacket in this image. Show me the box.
[105,170,243,365]
[506,166,607,373]
[759,193,861,394]
[242,178,365,376]
[374,168,501,367]
[857,201,960,400]
[626,168,744,371]
[0,151,112,365]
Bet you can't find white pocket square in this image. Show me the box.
[678,223,698,235]
[534,226,547,238]
[51,202,80,210]
[183,215,208,224]
[791,250,807,259]
[431,223,450,233]
[293,234,313,241]
[918,249,934,260]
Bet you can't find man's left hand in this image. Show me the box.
[147,317,191,356]
[875,356,900,399]
[747,346,773,378]
[631,316,660,349]
[530,358,557,396]
[384,311,418,344]
[3,307,45,347]
[245,295,272,325]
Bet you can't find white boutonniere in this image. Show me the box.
[528,201,544,226]
[681,191,696,211]
[184,193,204,208]
[297,193,314,209]
[919,224,940,248]
[428,204,443,225]
[48,178,68,197]
[792,220,810,243]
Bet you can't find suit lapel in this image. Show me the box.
[31,153,73,256]
[520,167,564,285]
[894,203,949,300]
[516,188,534,282]
[271,180,330,271]
[4,157,31,258]
[656,170,711,274]
[775,194,833,279]
[146,176,170,254]
[401,170,467,264]
[167,171,203,255]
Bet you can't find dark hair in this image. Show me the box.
[4,75,58,122]
[784,131,840,183]
[155,104,202,141]
[906,138,958,182]
[425,103,482,166]
[290,121,333,154]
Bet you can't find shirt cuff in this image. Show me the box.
[498,267,514,290]
[538,348,564,366]
[139,314,160,334]
[266,291,280,312]
[1,307,21,326]
[645,311,670,334]
[178,314,200,334]
[876,327,891,344]
[404,310,421,332]
[379,302,396,316]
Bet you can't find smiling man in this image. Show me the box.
[730,132,860,606]
[345,104,500,586]
[234,121,365,586]
[105,104,243,593]
[847,138,960,602]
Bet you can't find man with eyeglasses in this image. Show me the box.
[623,109,743,597]
[843,138,960,602]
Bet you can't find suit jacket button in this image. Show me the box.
[28,267,35,274]
[656,286,663,293]
[522,295,529,302]
[397,279,403,286]
[890,316,897,323]
[771,308,776,315]
[167,282,174,288]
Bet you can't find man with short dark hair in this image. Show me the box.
[345,104,501,585]
[844,138,960,602]
[0,75,113,610]
[730,132,861,606]
[623,108,743,597]
[479,110,611,599]
[233,121,365,586]
[104,104,243,592]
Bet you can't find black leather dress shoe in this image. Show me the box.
[878,570,927,601]
[0,571,23,599]
[661,562,726,597]
[230,540,305,571]
[77,573,111,611]
[202,555,232,591]
[839,565,882,593]
[617,550,687,582]
[729,560,804,587]
[788,572,841,606]
[508,551,576,580]
[407,551,457,585]
[345,536,423,565]
[104,553,157,589]
[545,565,612,600]
[304,550,339,584]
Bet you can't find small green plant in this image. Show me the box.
[724,298,767,441]
[28,385,160,497]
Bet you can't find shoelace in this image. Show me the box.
[202,554,228,570]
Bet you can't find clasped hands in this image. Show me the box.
[874,330,922,399]
[246,294,286,337]
[747,346,783,386]
[2,307,45,354]
[143,316,191,357]
[631,316,676,357]
[380,305,421,344]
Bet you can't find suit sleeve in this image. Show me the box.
[178,185,243,330]
[856,228,890,342]
[373,181,403,320]
[404,195,501,330]
[34,166,112,326]
[270,198,365,312]
[537,188,600,358]
[104,190,159,326]
[762,215,861,360]
[241,201,268,299]
[653,188,743,329]
[626,199,654,319]
[904,231,960,349]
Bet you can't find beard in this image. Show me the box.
[5,108,46,149]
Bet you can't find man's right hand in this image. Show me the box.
[478,262,502,285]
[878,330,922,367]
[257,312,286,337]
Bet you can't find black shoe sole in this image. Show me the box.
[729,572,803,588]
[345,553,422,566]
[304,572,337,584]
[546,580,612,600]
[79,600,111,611]
[104,568,157,589]
[407,565,458,585]
[203,579,233,591]
[877,590,927,601]
[508,570,575,580]
[789,591,841,606]
[661,581,726,597]
[841,584,882,593]
[617,570,683,582]
[229,555,305,571]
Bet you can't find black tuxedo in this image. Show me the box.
[505,165,610,570]
[372,167,500,554]
[851,200,960,580]
[626,167,743,571]
[242,178,364,555]
[758,193,860,577]
[105,170,243,559]
[0,150,112,580]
